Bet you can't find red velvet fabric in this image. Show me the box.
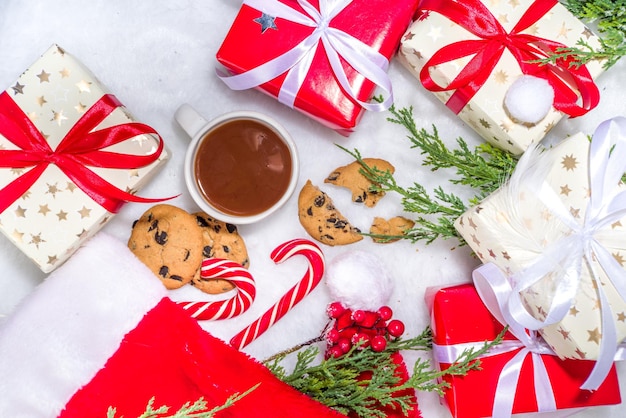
[60,298,345,417]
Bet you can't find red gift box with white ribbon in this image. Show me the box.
[425,282,621,418]
[216,0,419,134]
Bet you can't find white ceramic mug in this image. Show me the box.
[175,104,299,224]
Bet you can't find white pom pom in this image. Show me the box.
[504,75,554,125]
[325,250,393,311]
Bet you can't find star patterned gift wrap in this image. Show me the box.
[454,128,626,365]
[397,0,604,155]
[216,0,419,134]
[0,45,169,273]
[426,283,621,418]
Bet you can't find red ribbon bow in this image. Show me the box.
[418,0,599,117]
[0,91,168,214]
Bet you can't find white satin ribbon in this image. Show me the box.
[475,117,626,390]
[433,265,557,418]
[218,0,393,111]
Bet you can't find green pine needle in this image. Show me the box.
[264,326,506,418]
[340,103,517,246]
[536,0,626,68]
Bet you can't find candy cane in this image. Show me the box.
[230,238,325,350]
[178,258,256,320]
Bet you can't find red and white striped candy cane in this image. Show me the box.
[178,258,256,320]
[230,238,325,350]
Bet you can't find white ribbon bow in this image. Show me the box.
[477,117,626,390]
[219,0,393,111]
[433,266,557,418]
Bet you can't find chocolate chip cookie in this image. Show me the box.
[325,158,394,208]
[191,212,250,294]
[128,204,203,289]
[298,180,362,246]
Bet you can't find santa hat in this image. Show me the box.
[0,232,344,418]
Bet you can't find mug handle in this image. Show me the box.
[175,104,208,139]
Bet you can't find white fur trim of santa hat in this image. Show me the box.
[0,232,167,417]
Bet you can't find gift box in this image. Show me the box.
[0,45,169,273]
[426,283,621,418]
[216,0,419,135]
[397,0,604,155]
[454,120,626,368]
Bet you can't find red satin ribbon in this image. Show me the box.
[0,91,167,214]
[418,0,599,117]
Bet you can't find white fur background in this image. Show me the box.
[0,1,625,417]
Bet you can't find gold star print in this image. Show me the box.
[27,112,38,122]
[36,70,50,83]
[560,184,572,196]
[508,0,520,7]
[74,102,87,113]
[617,312,626,322]
[526,24,539,36]
[56,210,68,221]
[536,305,547,319]
[66,182,77,192]
[14,206,27,217]
[468,217,478,230]
[458,217,464,227]
[404,32,415,41]
[544,121,555,133]
[570,306,580,316]
[12,229,24,243]
[613,252,625,266]
[11,82,25,95]
[52,109,68,126]
[493,70,508,84]
[471,234,481,246]
[558,328,570,340]
[497,14,509,24]
[570,207,580,218]
[479,118,492,129]
[78,206,91,219]
[47,255,58,266]
[36,96,47,107]
[59,68,71,78]
[502,251,511,260]
[488,249,496,258]
[412,50,424,60]
[29,233,45,249]
[540,208,552,221]
[38,204,50,216]
[76,79,92,93]
[575,348,586,359]
[558,22,572,39]
[129,169,140,178]
[76,228,89,239]
[46,183,60,198]
[500,119,514,133]
[581,28,593,39]
[612,220,623,229]
[587,327,601,344]
[561,154,578,171]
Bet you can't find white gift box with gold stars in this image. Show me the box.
[0,45,169,273]
[397,0,605,155]
[454,132,626,361]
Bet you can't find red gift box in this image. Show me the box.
[216,0,419,135]
[426,283,621,418]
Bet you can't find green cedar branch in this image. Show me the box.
[106,384,258,418]
[264,326,506,418]
[537,0,626,69]
[339,104,516,246]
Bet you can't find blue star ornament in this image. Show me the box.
[254,13,278,33]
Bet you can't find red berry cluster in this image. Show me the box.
[324,302,405,358]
